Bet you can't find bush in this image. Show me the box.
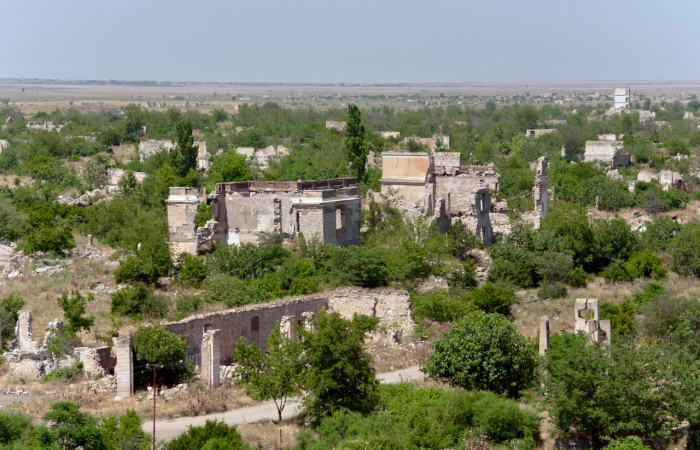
[569,266,590,288]
[0,411,34,445]
[110,284,169,319]
[422,313,536,397]
[207,242,288,279]
[132,324,193,387]
[600,299,637,336]
[604,436,651,450]
[537,283,568,300]
[535,251,573,284]
[322,245,389,288]
[36,401,105,450]
[601,261,632,283]
[194,203,213,228]
[172,294,203,321]
[411,290,470,323]
[165,419,244,450]
[57,290,95,335]
[638,294,692,341]
[174,253,206,288]
[101,409,150,450]
[640,216,682,251]
[669,223,700,278]
[470,284,515,317]
[626,250,666,280]
[0,294,24,345]
[20,220,75,255]
[114,238,173,285]
[632,281,667,306]
[545,334,668,440]
[0,198,27,241]
[337,436,406,450]
[201,274,273,307]
[42,362,84,383]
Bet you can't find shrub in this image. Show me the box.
[165,419,244,450]
[114,238,172,285]
[640,216,682,251]
[110,284,169,319]
[322,245,389,288]
[337,436,406,450]
[535,251,573,284]
[632,281,667,306]
[669,223,700,277]
[600,299,637,335]
[604,436,651,450]
[0,294,24,345]
[172,294,203,320]
[57,290,95,335]
[591,219,638,270]
[20,220,76,255]
[207,242,288,279]
[174,253,206,288]
[132,324,193,387]
[569,266,590,288]
[42,362,84,383]
[412,290,471,323]
[470,284,515,317]
[601,261,632,283]
[0,411,34,445]
[194,203,213,228]
[448,219,481,258]
[422,313,536,397]
[545,334,668,440]
[201,274,274,307]
[626,250,666,280]
[638,294,692,341]
[0,197,27,241]
[36,401,105,450]
[101,409,150,450]
[537,283,568,300]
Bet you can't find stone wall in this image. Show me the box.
[432,152,461,173]
[138,139,175,161]
[166,187,201,256]
[379,131,401,139]
[526,129,556,138]
[435,164,500,214]
[164,297,328,364]
[106,168,147,186]
[328,289,414,331]
[163,288,415,365]
[380,152,431,207]
[452,188,493,246]
[0,139,9,152]
[326,120,347,132]
[583,141,624,163]
[75,346,116,377]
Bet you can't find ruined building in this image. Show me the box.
[325,120,347,132]
[400,135,450,151]
[614,87,631,110]
[583,140,630,167]
[167,178,362,256]
[138,139,176,161]
[379,151,499,245]
[525,129,556,138]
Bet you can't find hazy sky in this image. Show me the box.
[2,0,698,82]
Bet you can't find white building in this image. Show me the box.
[614,87,630,110]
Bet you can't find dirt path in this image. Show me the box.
[143,366,423,442]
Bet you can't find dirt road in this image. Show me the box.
[143,365,423,442]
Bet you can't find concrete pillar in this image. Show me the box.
[115,337,133,398]
[599,320,612,345]
[201,329,220,388]
[15,310,35,352]
[539,316,550,355]
[87,234,93,247]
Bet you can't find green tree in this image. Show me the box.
[172,117,198,177]
[117,169,139,196]
[37,401,105,450]
[207,150,252,183]
[123,104,144,142]
[0,197,27,241]
[231,327,303,421]
[344,104,366,180]
[165,420,244,450]
[470,284,515,317]
[544,333,669,441]
[132,324,192,386]
[57,290,95,335]
[298,310,380,421]
[101,409,150,450]
[0,294,24,345]
[669,223,700,277]
[422,313,536,397]
[485,100,497,112]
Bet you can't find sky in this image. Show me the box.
[1,0,698,83]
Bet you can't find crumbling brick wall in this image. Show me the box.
[435,165,500,214]
[328,289,414,331]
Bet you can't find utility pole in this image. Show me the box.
[148,364,161,450]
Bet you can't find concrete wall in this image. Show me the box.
[326,120,347,132]
[435,165,500,214]
[379,131,400,139]
[380,152,431,206]
[328,289,414,331]
[583,141,624,163]
[526,129,556,138]
[432,152,461,173]
[166,187,201,256]
[138,139,175,161]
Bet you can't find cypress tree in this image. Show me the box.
[344,104,366,180]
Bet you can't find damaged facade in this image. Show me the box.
[583,140,629,166]
[325,120,347,132]
[167,179,362,256]
[138,139,176,161]
[400,135,450,151]
[526,129,556,138]
[379,151,499,245]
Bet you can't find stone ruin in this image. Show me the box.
[583,140,627,165]
[379,131,401,139]
[400,134,450,151]
[526,129,556,138]
[196,141,210,170]
[106,168,147,190]
[138,139,176,161]
[520,156,549,229]
[0,139,9,152]
[539,298,611,355]
[6,311,116,380]
[325,120,347,132]
[167,178,362,256]
[235,145,290,171]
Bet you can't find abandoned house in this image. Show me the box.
[583,140,630,167]
[379,131,401,139]
[196,141,210,170]
[400,135,450,151]
[325,120,347,132]
[0,139,8,152]
[167,178,362,256]
[525,129,556,138]
[597,134,618,141]
[106,168,146,190]
[379,151,499,245]
[614,87,631,110]
[138,139,176,161]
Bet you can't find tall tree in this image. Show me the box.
[123,104,144,143]
[172,117,198,177]
[344,104,366,180]
[231,327,303,421]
